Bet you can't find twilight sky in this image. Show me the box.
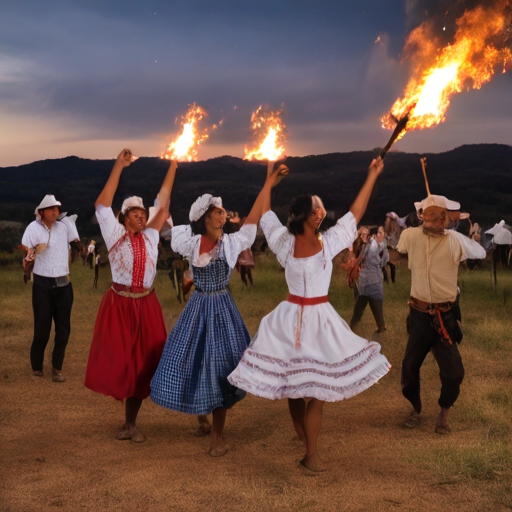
[1,0,511,167]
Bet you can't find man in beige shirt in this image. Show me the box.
[397,195,485,434]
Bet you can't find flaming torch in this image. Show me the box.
[162,103,209,162]
[244,106,286,161]
[380,3,512,157]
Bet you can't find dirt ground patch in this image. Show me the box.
[1,260,511,512]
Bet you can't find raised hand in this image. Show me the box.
[117,149,135,168]
[368,156,384,177]
[268,164,289,188]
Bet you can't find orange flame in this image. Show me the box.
[244,106,286,161]
[162,103,209,162]
[382,4,512,136]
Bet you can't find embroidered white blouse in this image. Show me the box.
[21,216,79,278]
[95,205,160,288]
[171,223,257,268]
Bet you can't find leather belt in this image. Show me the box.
[111,282,154,298]
[409,296,455,314]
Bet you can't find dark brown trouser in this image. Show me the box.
[401,307,464,413]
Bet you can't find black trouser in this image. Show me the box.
[31,281,74,371]
[350,295,385,330]
[401,307,464,413]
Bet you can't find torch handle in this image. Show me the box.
[380,110,411,159]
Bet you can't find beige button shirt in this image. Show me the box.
[397,227,485,303]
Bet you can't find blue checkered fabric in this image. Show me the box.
[150,255,250,415]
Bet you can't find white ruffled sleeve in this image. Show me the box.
[171,225,200,261]
[447,230,486,262]
[322,211,357,260]
[260,210,294,267]
[223,224,257,269]
[95,205,126,251]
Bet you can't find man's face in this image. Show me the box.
[422,206,448,230]
[125,208,147,232]
[40,206,60,224]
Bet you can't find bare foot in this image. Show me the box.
[300,453,327,472]
[210,433,226,456]
[209,446,228,457]
[196,415,212,437]
[435,408,451,435]
[126,423,146,443]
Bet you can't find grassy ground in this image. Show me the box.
[1,255,511,512]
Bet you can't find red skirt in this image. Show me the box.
[85,288,167,400]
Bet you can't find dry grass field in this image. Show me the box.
[1,254,512,512]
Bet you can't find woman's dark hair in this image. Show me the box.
[118,211,126,226]
[190,204,217,235]
[287,194,313,235]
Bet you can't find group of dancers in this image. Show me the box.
[23,148,486,472]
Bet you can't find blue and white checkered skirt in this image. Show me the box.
[150,259,250,415]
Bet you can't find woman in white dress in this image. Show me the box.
[228,157,391,471]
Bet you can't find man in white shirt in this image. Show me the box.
[21,195,80,382]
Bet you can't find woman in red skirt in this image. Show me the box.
[85,149,177,443]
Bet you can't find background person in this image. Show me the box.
[350,225,389,334]
[21,194,80,382]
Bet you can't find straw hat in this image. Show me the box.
[414,195,460,213]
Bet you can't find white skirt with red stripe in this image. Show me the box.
[228,299,391,402]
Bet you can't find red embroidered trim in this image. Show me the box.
[129,231,146,289]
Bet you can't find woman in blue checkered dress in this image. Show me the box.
[151,161,289,456]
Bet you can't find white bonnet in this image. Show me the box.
[121,196,145,214]
[189,194,223,222]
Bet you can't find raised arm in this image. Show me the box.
[146,159,178,232]
[95,149,133,208]
[349,157,384,224]
[244,160,289,225]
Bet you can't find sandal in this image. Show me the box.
[209,446,228,457]
[435,425,452,435]
[32,370,44,377]
[116,429,131,441]
[52,368,65,383]
[195,424,212,437]
[404,412,421,429]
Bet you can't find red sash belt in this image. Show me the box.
[286,294,329,306]
[286,294,328,350]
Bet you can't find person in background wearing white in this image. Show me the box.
[21,195,80,382]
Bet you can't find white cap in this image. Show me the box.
[414,195,460,212]
[35,195,61,217]
[121,196,145,214]
[189,194,223,222]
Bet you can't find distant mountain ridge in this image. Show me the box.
[1,144,511,237]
